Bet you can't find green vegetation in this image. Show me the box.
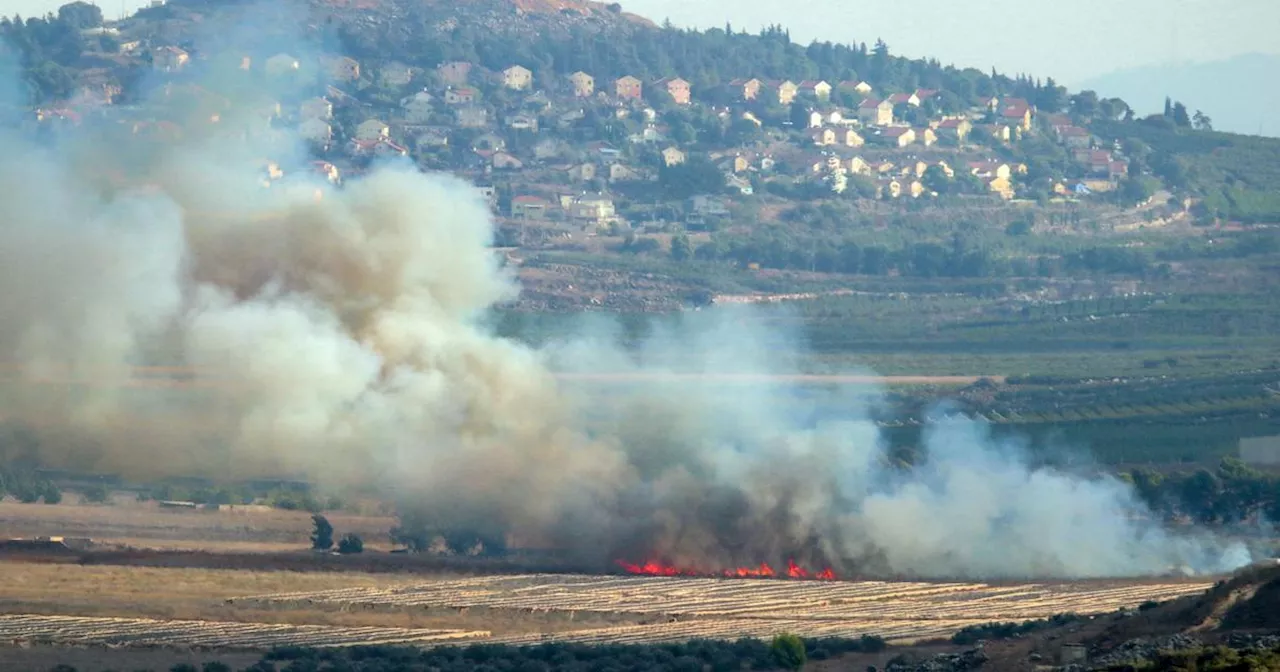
[0,465,62,504]
[310,514,335,551]
[1100,645,1280,671]
[337,532,365,554]
[950,613,1084,645]
[1092,118,1280,224]
[1125,458,1280,525]
[769,633,806,670]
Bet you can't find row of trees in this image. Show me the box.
[309,514,364,554]
[0,465,61,503]
[1124,457,1280,525]
[1,3,111,103]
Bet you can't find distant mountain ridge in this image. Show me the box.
[1080,53,1280,138]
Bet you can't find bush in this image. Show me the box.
[770,633,807,671]
[40,481,62,504]
[337,533,364,554]
[81,483,110,504]
[310,515,334,551]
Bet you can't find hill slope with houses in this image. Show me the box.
[5,0,1279,310]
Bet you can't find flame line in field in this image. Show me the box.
[617,559,838,581]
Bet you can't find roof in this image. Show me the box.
[880,127,913,137]
[1001,105,1030,118]
[797,80,828,88]
[616,75,642,83]
[504,64,531,73]
[858,98,885,109]
[728,78,759,86]
[1058,125,1090,137]
[914,88,938,99]
[887,93,915,104]
[513,195,550,205]
[937,118,968,128]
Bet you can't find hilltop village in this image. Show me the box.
[26,25,1147,238]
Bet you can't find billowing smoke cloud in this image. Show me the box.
[0,25,1254,580]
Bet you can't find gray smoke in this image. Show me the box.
[0,45,1253,581]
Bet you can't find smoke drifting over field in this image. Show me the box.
[0,41,1253,580]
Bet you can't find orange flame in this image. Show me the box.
[616,559,837,581]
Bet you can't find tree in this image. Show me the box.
[1192,109,1213,131]
[40,481,62,504]
[670,233,692,261]
[337,533,364,554]
[921,164,951,195]
[81,483,109,504]
[770,633,807,671]
[57,1,102,28]
[1171,101,1191,128]
[1069,90,1099,118]
[310,514,334,550]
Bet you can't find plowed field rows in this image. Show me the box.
[0,614,489,649]
[228,573,1213,644]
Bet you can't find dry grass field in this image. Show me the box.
[0,499,397,552]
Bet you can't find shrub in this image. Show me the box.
[310,515,334,551]
[337,533,364,554]
[770,633,807,671]
[81,483,110,504]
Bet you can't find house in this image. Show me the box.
[615,75,643,100]
[1056,125,1092,148]
[151,46,189,72]
[568,194,617,226]
[810,128,837,146]
[592,143,622,164]
[916,127,937,147]
[847,156,870,175]
[400,91,435,123]
[414,127,450,149]
[454,106,488,128]
[765,80,798,105]
[662,146,687,166]
[935,117,972,144]
[978,123,1012,143]
[839,129,865,147]
[980,95,1001,112]
[522,91,552,112]
[878,178,904,199]
[797,80,832,101]
[322,56,360,82]
[492,151,524,170]
[628,126,666,144]
[907,180,926,198]
[350,137,408,158]
[887,92,921,107]
[298,118,332,147]
[299,97,332,121]
[719,154,750,173]
[437,61,472,86]
[867,159,896,175]
[569,71,595,97]
[379,61,413,88]
[444,87,478,105]
[567,163,597,182]
[729,78,762,101]
[1000,99,1034,130]
[506,114,539,131]
[512,195,551,219]
[609,163,644,182]
[807,110,823,129]
[871,126,915,147]
[355,119,390,142]
[654,77,692,105]
[858,99,894,126]
[502,65,533,91]
[809,109,845,128]
[914,88,938,103]
[265,53,300,76]
[968,160,1012,180]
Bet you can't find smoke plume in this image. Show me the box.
[0,34,1253,581]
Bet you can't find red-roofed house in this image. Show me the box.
[615,76,643,100]
[858,98,894,126]
[838,80,873,95]
[797,80,832,101]
[512,195,551,219]
[1055,125,1092,149]
[729,78,762,101]
[936,117,972,144]
[764,80,798,105]
[444,87,478,105]
[887,92,921,107]
[914,88,938,102]
[654,77,692,105]
[871,126,916,147]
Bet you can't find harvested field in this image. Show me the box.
[0,614,489,648]
[230,573,1216,645]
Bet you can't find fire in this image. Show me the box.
[616,559,838,581]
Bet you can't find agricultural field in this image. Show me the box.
[0,564,1213,653]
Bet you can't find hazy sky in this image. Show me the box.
[13,0,1280,86]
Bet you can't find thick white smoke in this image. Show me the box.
[0,44,1253,580]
